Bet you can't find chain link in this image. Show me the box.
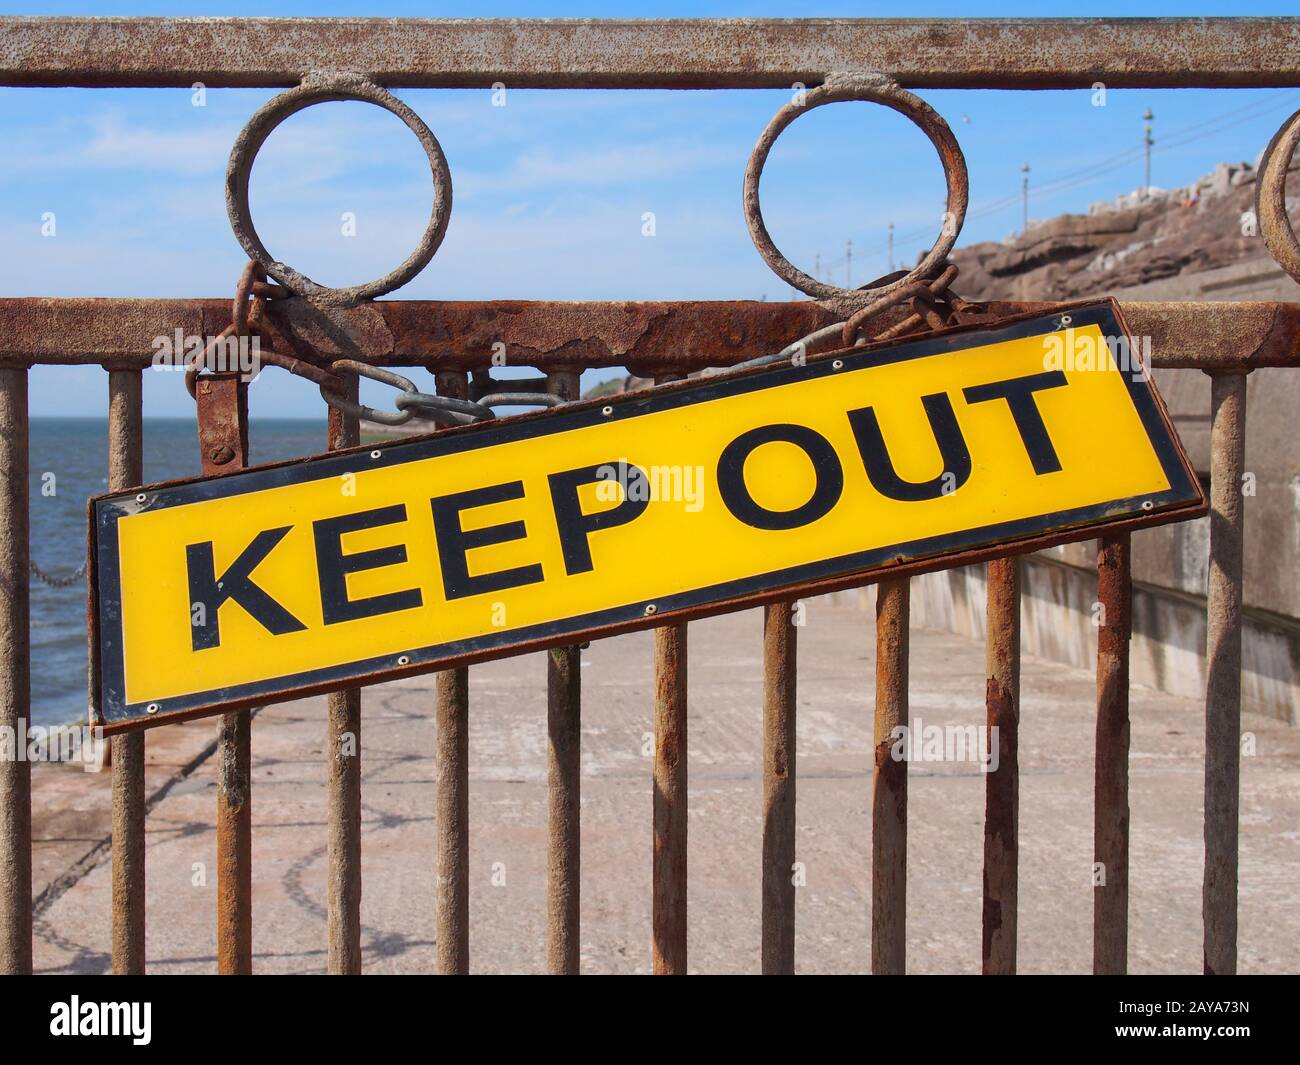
[734,260,980,373]
[190,260,975,426]
[318,364,568,426]
[190,262,570,426]
[319,361,496,427]
[30,559,87,588]
[839,262,977,346]
[186,260,350,399]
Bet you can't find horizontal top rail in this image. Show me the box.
[2,17,1300,90]
[1,298,1298,373]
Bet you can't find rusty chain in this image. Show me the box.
[187,261,567,427]
[29,559,87,588]
[184,261,345,399]
[190,257,977,421]
[839,261,983,346]
[184,68,1300,428]
[316,361,495,428]
[734,260,983,373]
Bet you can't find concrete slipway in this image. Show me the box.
[27,605,1300,974]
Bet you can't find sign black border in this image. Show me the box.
[89,301,1203,731]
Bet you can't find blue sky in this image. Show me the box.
[4,2,1299,417]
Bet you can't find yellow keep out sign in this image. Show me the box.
[90,303,1203,730]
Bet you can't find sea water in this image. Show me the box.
[27,417,328,726]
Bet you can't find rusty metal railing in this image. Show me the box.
[2,16,1299,976]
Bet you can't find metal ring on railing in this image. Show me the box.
[743,72,969,313]
[1257,107,1300,286]
[225,73,453,306]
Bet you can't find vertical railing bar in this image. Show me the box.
[1204,370,1247,976]
[433,369,470,976]
[546,649,581,973]
[215,711,251,973]
[761,601,796,974]
[0,366,31,974]
[195,372,252,974]
[982,556,1021,974]
[434,666,469,973]
[545,367,582,975]
[872,576,909,974]
[652,622,687,974]
[1094,533,1132,974]
[326,377,362,975]
[651,369,688,976]
[107,367,145,974]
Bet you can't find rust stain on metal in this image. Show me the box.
[434,666,469,975]
[195,377,250,474]
[981,555,1021,976]
[1094,533,1132,975]
[214,707,251,974]
[761,602,796,975]
[652,622,687,975]
[271,298,395,361]
[0,368,31,974]
[4,298,1298,372]
[545,644,581,975]
[1203,372,1248,976]
[433,369,471,977]
[325,383,363,976]
[872,577,909,976]
[3,17,1300,89]
[108,368,146,976]
[197,373,253,975]
[651,367,689,977]
[545,367,581,977]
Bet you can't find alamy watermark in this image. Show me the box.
[50,997,151,1045]
[0,720,106,772]
[1042,328,1150,382]
[151,328,261,381]
[595,459,706,512]
[889,719,1000,772]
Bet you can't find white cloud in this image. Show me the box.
[5,111,240,176]
[456,140,737,197]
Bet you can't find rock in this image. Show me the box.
[949,156,1291,303]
